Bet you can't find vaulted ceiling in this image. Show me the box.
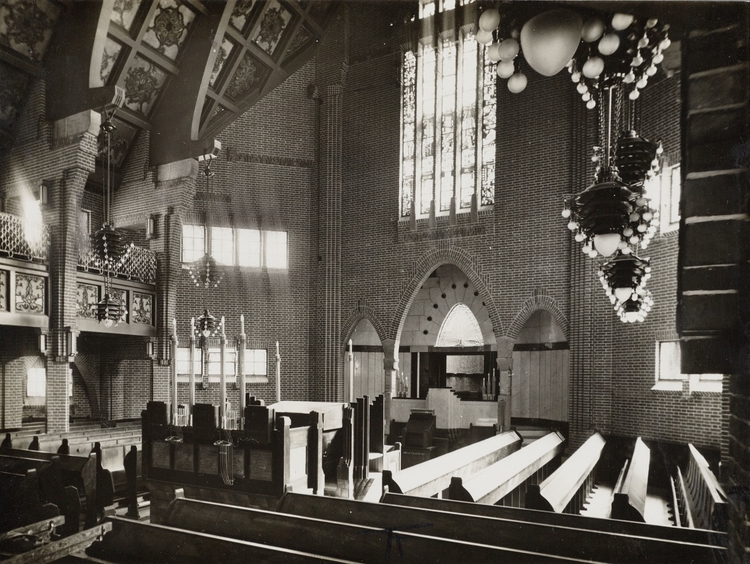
[0,0,336,169]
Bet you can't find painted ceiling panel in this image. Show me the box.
[142,0,196,61]
[249,0,294,56]
[209,36,236,89]
[118,54,168,116]
[230,0,256,34]
[224,51,268,102]
[0,0,61,61]
[101,37,125,85]
[110,0,145,33]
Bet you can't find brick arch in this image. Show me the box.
[390,245,503,346]
[507,289,570,341]
[341,299,388,347]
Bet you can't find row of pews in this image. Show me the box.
[76,427,729,563]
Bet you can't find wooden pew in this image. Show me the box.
[0,469,60,534]
[1,522,111,564]
[383,491,727,547]
[84,516,365,564]
[0,448,98,530]
[0,452,95,534]
[161,493,597,563]
[382,430,521,497]
[280,491,726,563]
[448,431,565,505]
[525,432,605,514]
[677,443,728,531]
[611,437,650,522]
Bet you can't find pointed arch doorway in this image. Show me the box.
[512,310,569,422]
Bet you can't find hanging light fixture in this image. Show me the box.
[92,109,131,327]
[190,157,223,339]
[597,252,653,322]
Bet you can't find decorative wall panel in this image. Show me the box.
[0,269,7,311]
[132,292,154,325]
[77,283,99,319]
[116,289,128,323]
[14,273,44,314]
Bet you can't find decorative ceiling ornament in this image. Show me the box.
[92,107,131,327]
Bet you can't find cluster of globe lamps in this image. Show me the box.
[475,8,672,101]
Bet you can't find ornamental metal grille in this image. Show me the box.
[78,243,157,285]
[0,212,50,262]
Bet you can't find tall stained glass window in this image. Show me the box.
[400,4,496,219]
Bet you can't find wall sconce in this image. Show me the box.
[146,340,155,357]
[146,214,157,239]
[65,327,77,360]
[39,333,47,354]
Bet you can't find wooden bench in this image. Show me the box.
[448,431,565,505]
[279,491,726,563]
[164,493,603,563]
[382,430,521,497]
[611,437,650,522]
[84,516,364,564]
[382,491,727,547]
[0,469,60,534]
[0,521,111,564]
[525,432,605,514]
[0,450,97,533]
[675,443,728,531]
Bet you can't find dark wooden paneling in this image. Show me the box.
[682,171,749,218]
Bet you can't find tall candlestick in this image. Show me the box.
[275,341,281,403]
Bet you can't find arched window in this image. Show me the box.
[436,303,484,347]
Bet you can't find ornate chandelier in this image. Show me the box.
[92,110,131,327]
[188,158,224,290]
[597,253,653,322]
[190,157,224,339]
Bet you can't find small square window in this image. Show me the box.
[237,228,261,267]
[244,348,268,376]
[207,348,236,382]
[182,225,205,262]
[176,348,203,382]
[27,368,46,397]
[265,231,287,269]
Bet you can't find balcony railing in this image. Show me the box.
[78,244,157,285]
[0,212,49,262]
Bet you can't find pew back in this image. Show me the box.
[163,494,597,563]
[525,432,605,514]
[684,444,727,531]
[448,431,565,505]
[611,437,650,522]
[383,430,521,497]
[279,492,726,563]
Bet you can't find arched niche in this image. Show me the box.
[346,318,385,401]
[512,310,569,423]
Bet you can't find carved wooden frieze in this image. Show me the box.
[0,269,7,311]
[77,283,99,319]
[14,273,45,314]
[132,292,154,325]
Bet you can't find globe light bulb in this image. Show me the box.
[487,42,502,62]
[598,33,620,56]
[611,13,634,31]
[586,99,596,109]
[561,208,571,218]
[507,72,527,93]
[476,30,494,45]
[571,71,581,82]
[653,52,664,64]
[623,72,636,84]
[497,60,515,78]
[615,287,634,302]
[582,56,604,78]
[497,38,520,61]
[478,8,501,32]
[593,233,621,257]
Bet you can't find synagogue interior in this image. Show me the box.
[0,0,748,562]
